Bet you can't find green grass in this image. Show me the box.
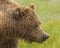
[14,0,60,48]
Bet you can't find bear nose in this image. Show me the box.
[42,34,49,41]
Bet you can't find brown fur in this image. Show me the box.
[0,0,49,48]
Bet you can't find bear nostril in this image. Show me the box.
[42,35,49,41]
[45,34,49,39]
[45,35,49,39]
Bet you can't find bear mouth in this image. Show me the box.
[28,36,49,43]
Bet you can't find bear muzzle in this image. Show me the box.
[39,32,49,43]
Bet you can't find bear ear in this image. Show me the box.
[12,8,25,20]
[30,3,35,10]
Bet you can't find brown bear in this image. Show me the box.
[0,0,49,48]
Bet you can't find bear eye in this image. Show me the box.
[33,24,38,29]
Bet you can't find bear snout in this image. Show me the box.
[38,32,49,43]
[42,34,49,42]
[37,30,49,43]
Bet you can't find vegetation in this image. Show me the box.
[14,0,60,48]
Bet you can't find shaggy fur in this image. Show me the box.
[0,0,49,48]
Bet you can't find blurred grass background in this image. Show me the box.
[14,0,60,48]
